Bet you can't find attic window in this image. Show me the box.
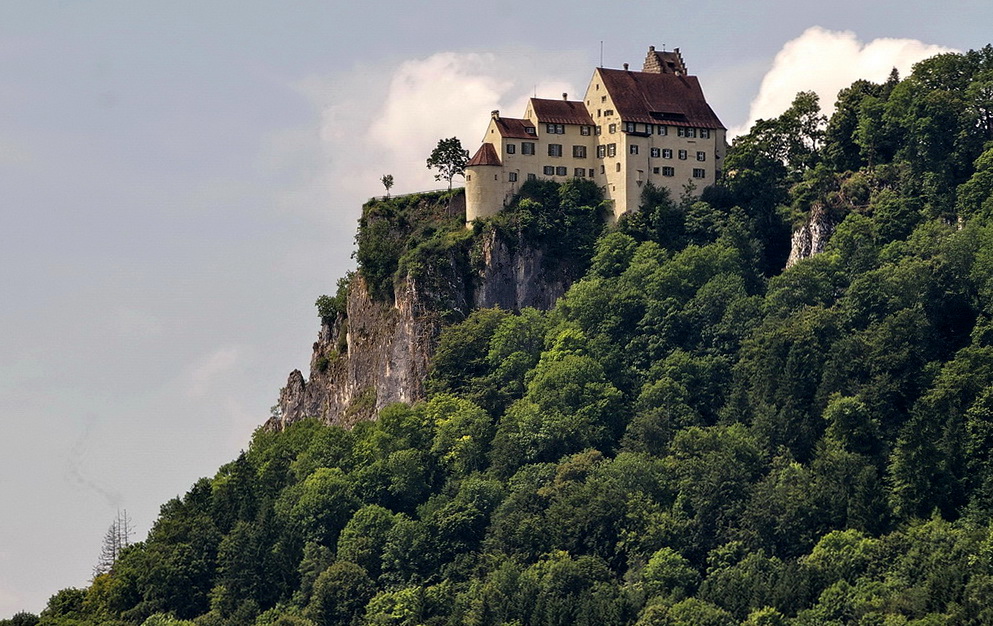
[525,127,536,135]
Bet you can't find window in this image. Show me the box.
[623,122,637,133]
[604,109,614,116]
[596,145,606,158]
[589,169,595,177]
[573,145,587,158]
[546,123,565,134]
[653,167,660,174]
[662,149,673,159]
[574,167,586,177]
[697,151,706,161]
[650,147,661,158]
[543,165,555,175]
[600,164,605,173]
[700,129,710,139]
[630,144,639,155]
[506,143,516,154]
[607,143,616,157]
[678,127,698,137]
[548,144,563,157]
[525,126,536,135]
[508,172,518,182]
[556,166,567,176]
[601,95,606,102]
[595,125,601,135]
[527,173,537,181]
[693,168,706,178]
[522,142,535,155]
[662,166,675,177]
[678,149,687,160]
[657,125,668,135]
[580,126,592,136]
[616,162,621,172]
[608,123,617,133]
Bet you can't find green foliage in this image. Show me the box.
[426,137,470,190]
[44,47,993,626]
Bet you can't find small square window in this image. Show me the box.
[678,150,687,160]
[556,166,567,176]
[700,129,710,139]
[525,127,536,135]
[663,149,673,159]
[589,169,595,177]
[581,126,592,136]
[630,144,639,155]
[573,145,587,158]
[574,167,586,177]
[650,147,661,158]
[657,125,667,135]
[543,165,555,175]
[653,167,660,174]
[527,173,537,181]
[506,144,516,154]
[697,151,706,161]
[624,122,636,133]
[508,172,518,182]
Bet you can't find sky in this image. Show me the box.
[0,0,989,616]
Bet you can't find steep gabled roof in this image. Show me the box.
[467,142,501,166]
[597,68,725,129]
[494,117,537,139]
[529,98,595,125]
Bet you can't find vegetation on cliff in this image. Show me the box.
[17,46,993,626]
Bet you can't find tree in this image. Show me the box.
[381,174,394,199]
[426,137,469,190]
[94,509,133,577]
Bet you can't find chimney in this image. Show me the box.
[623,63,629,70]
[562,92,568,100]
[491,110,500,119]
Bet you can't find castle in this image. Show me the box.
[465,46,727,222]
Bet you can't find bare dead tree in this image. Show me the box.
[93,509,133,577]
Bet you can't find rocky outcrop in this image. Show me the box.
[473,229,572,310]
[786,203,836,268]
[271,228,581,429]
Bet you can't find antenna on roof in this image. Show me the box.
[600,41,603,68]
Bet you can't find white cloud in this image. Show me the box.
[731,27,956,137]
[294,48,587,209]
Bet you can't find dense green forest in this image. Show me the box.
[15,47,993,626]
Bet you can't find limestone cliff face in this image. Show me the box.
[271,229,577,429]
[786,203,836,269]
[473,229,572,311]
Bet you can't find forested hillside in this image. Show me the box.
[14,46,993,626]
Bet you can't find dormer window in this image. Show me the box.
[525,127,536,135]
[545,123,565,134]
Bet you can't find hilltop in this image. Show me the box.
[12,45,993,626]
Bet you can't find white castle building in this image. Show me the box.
[465,46,727,223]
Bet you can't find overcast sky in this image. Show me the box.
[1,0,989,615]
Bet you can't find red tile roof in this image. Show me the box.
[598,68,725,129]
[494,117,537,139]
[529,98,595,125]
[467,142,501,166]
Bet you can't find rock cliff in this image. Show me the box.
[270,219,580,429]
[786,203,835,268]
